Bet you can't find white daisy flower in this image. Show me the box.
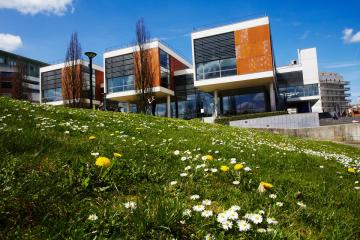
[174,150,180,155]
[226,210,238,220]
[297,201,306,208]
[266,217,278,225]
[124,201,137,210]
[244,167,252,172]
[202,199,212,206]
[237,220,251,232]
[221,220,233,230]
[190,194,200,200]
[201,210,213,218]
[182,209,192,217]
[232,180,240,185]
[216,212,228,224]
[87,214,98,221]
[180,173,188,177]
[230,205,241,211]
[211,168,218,173]
[276,202,284,207]
[192,205,205,212]
[181,156,187,161]
[249,214,263,224]
[170,181,177,186]
[269,194,277,199]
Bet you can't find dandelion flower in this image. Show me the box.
[88,214,98,221]
[192,205,205,212]
[95,156,111,168]
[220,165,230,172]
[113,152,122,158]
[348,168,356,174]
[258,181,273,193]
[234,163,244,171]
[89,136,96,140]
[206,155,214,161]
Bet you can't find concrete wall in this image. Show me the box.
[262,123,360,143]
[229,113,319,129]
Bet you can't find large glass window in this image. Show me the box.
[42,87,62,102]
[196,57,236,80]
[160,50,169,69]
[107,75,135,93]
[279,84,319,99]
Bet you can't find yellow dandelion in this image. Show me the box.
[260,181,273,189]
[348,168,356,174]
[95,157,111,168]
[234,163,244,171]
[206,155,214,161]
[220,165,230,172]
[114,153,123,158]
[89,136,96,140]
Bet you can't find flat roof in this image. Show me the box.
[40,60,103,73]
[0,49,48,66]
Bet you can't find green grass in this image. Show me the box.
[0,97,359,239]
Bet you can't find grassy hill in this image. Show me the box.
[0,97,359,239]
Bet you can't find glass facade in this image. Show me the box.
[105,53,135,93]
[194,32,237,81]
[41,69,62,102]
[279,84,319,99]
[160,50,170,88]
[107,75,135,93]
[196,58,237,80]
[221,91,267,115]
[42,87,62,102]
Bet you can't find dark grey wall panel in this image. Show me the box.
[105,53,134,79]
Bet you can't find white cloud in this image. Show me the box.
[0,0,75,15]
[0,33,22,52]
[342,28,360,43]
[322,61,360,69]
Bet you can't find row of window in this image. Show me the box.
[107,75,135,93]
[42,87,62,102]
[196,57,237,80]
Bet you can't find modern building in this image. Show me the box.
[277,48,323,113]
[0,50,48,102]
[103,16,342,118]
[40,60,104,106]
[319,72,351,114]
[104,40,191,117]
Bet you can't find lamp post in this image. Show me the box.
[85,51,97,109]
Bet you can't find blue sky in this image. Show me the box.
[0,0,359,102]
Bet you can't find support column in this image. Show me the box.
[269,83,276,111]
[214,90,218,117]
[167,95,171,118]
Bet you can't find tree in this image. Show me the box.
[62,32,83,108]
[133,18,154,114]
[12,58,26,100]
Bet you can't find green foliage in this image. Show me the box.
[0,97,359,239]
[214,111,288,125]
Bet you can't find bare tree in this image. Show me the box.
[133,18,154,114]
[12,58,26,100]
[62,32,83,108]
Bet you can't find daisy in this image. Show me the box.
[222,220,233,230]
[202,199,212,206]
[276,202,284,207]
[232,180,240,185]
[237,220,251,232]
[297,201,307,208]
[182,209,192,217]
[216,212,228,224]
[226,210,238,220]
[180,173,188,177]
[244,167,252,172]
[269,194,277,199]
[229,205,241,211]
[124,201,137,210]
[174,150,180,155]
[87,214,98,221]
[192,205,205,212]
[170,181,177,186]
[266,217,278,225]
[249,214,263,224]
[201,210,213,218]
[190,194,200,200]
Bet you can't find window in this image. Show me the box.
[42,87,62,102]
[0,56,5,64]
[196,57,236,80]
[160,50,169,69]
[107,75,135,93]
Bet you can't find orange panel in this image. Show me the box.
[133,48,161,87]
[234,25,273,75]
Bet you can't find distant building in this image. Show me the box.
[319,72,351,114]
[40,60,104,106]
[0,50,48,102]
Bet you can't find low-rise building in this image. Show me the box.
[0,50,48,102]
[40,60,104,106]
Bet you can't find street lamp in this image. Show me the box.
[85,51,97,109]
